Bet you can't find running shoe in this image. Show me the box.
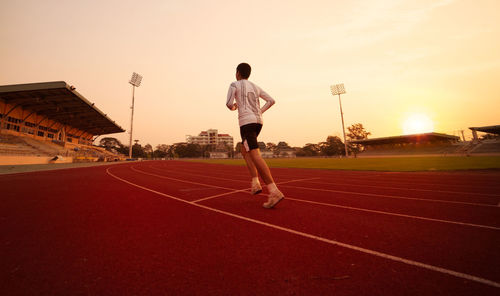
[251,181,262,195]
[263,190,284,209]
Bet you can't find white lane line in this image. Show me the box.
[138,164,500,229]
[130,165,244,191]
[281,184,497,208]
[285,197,500,231]
[192,188,251,203]
[194,188,500,231]
[149,164,497,207]
[149,164,251,181]
[302,179,500,198]
[134,164,309,194]
[148,164,319,186]
[155,162,500,192]
[105,167,500,289]
[151,163,334,185]
[321,174,500,190]
[191,177,320,203]
[133,164,317,203]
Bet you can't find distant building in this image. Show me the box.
[277,148,297,158]
[186,129,234,148]
[208,151,229,159]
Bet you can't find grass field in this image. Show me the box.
[188,156,500,171]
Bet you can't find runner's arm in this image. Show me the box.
[259,89,275,113]
[226,83,237,111]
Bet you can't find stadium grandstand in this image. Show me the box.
[351,132,466,157]
[468,125,500,154]
[0,81,125,165]
[469,125,500,137]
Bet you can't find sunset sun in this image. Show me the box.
[402,113,434,135]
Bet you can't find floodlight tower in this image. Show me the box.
[128,72,143,158]
[330,83,349,158]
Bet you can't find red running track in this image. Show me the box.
[1,160,499,295]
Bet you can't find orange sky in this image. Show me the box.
[1,0,499,147]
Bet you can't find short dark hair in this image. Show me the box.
[236,63,251,79]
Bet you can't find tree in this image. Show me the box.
[347,123,371,157]
[174,143,202,158]
[201,144,215,158]
[132,142,146,158]
[275,141,292,156]
[166,145,176,159]
[277,141,291,150]
[266,142,277,152]
[235,142,243,154]
[116,145,129,156]
[296,143,321,157]
[144,144,153,158]
[153,144,169,158]
[99,137,123,151]
[154,144,170,157]
[222,142,235,158]
[320,136,345,156]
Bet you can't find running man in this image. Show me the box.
[226,63,284,209]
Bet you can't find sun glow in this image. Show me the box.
[402,113,434,135]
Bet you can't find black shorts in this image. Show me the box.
[240,123,263,152]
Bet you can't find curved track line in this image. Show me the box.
[106,167,500,289]
[132,165,500,229]
[321,174,500,190]
[148,164,319,186]
[281,184,497,207]
[132,165,318,203]
[301,179,500,198]
[154,162,500,191]
[131,165,243,191]
[284,197,500,231]
[148,164,497,207]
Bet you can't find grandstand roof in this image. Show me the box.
[0,81,124,135]
[350,132,460,145]
[469,125,500,135]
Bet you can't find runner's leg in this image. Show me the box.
[241,144,258,178]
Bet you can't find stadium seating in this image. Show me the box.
[0,143,41,155]
[21,136,63,155]
[470,140,500,154]
[0,133,123,162]
[358,139,500,157]
[0,134,53,156]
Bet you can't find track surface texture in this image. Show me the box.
[1,160,499,295]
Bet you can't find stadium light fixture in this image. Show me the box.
[128,72,143,158]
[129,72,142,87]
[330,83,349,158]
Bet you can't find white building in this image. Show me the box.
[208,151,229,159]
[186,129,234,148]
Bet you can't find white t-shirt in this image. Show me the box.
[226,79,275,127]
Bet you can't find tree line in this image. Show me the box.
[296,123,371,157]
[99,123,370,158]
[98,138,234,159]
